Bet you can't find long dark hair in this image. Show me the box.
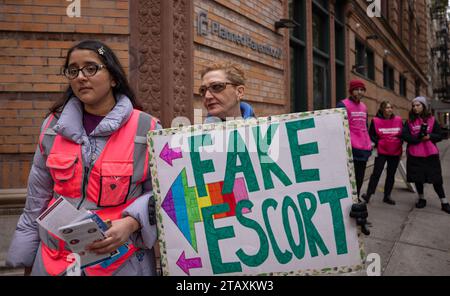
[49,40,142,115]
[408,102,431,122]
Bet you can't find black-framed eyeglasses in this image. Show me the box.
[198,82,237,97]
[63,64,106,80]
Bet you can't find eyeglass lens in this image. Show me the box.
[65,64,101,79]
[199,83,228,97]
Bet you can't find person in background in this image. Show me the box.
[337,79,371,234]
[362,101,403,205]
[402,96,450,214]
[199,62,255,123]
[337,79,372,200]
[6,40,161,275]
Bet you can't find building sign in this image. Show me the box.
[197,11,282,59]
[148,109,365,276]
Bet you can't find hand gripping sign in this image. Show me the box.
[148,108,365,276]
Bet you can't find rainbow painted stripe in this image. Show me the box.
[161,168,250,251]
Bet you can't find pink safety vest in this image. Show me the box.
[407,116,439,157]
[342,98,372,151]
[373,116,403,156]
[38,109,158,276]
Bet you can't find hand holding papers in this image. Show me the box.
[37,197,123,268]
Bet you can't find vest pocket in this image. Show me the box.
[46,154,78,182]
[99,161,133,207]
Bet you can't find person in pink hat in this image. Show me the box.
[337,79,372,201]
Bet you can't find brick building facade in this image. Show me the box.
[344,0,430,119]
[0,0,131,189]
[0,0,431,190]
[193,0,289,117]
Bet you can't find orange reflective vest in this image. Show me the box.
[38,109,158,276]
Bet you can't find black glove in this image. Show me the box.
[350,202,370,235]
[148,196,156,225]
[418,123,428,139]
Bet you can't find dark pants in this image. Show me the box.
[366,155,400,199]
[415,182,446,199]
[354,160,367,197]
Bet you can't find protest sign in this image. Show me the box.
[148,108,365,276]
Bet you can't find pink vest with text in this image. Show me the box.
[407,116,439,157]
[343,98,372,151]
[373,116,403,156]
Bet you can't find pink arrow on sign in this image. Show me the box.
[159,142,182,166]
[176,251,202,275]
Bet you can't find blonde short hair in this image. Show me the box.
[200,62,246,86]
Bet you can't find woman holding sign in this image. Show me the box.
[337,79,372,200]
[361,101,403,205]
[199,66,370,235]
[199,62,255,122]
[6,40,162,275]
[402,96,450,214]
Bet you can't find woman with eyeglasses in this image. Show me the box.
[361,101,403,205]
[402,96,450,214]
[199,65,370,235]
[199,62,255,123]
[6,40,162,276]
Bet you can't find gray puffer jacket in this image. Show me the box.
[6,95,161,276]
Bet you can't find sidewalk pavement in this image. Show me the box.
[356,139,450,276]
